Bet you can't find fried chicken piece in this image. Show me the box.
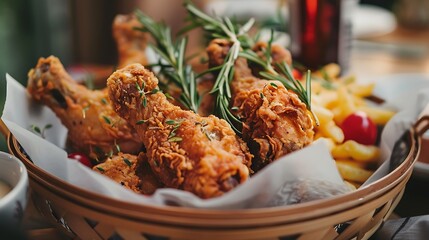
[107,64,252,199]
[93,152,162,195]
[113,14,148,68]
[27,56,142,160]
[207,39,314,171]
[250,41,293,78]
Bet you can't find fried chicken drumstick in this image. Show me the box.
[107,64,252,198]
[207,39,314,171]
[93,153,163,195]
[27,56,143,160]
[113,14,148,68]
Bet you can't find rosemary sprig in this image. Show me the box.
[184,1,255,133]
[135,10,200,113]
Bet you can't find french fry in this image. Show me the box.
[313,105,345,143]
[335,158,368,169]
[315,63,341,79]
[331,140,380,162]
[313,90,338,108]
[336,161,374,183]
[358,105,396,125]
[313,105,334,126]
[352,95,367,107]
[332,86,356,124]
[347,82,375,98]
[319,121,345,143]
[311,64,396,189]
[318,137,336,151]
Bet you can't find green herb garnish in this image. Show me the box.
[102,116,112,125]
[183,1,256,134]
[30,123,52,138]
[165,119,184,141]
[168,136,183,142]
[123,158,132,167]
[135,10,200,113]
[136,119,148,125]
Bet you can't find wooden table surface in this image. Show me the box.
[19,25,429,239]
[350,26,429,80]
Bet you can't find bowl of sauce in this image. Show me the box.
[0,151,29,226]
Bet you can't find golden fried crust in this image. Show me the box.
[93,153,163,195]
[207,40,314,171]
[27,56,142,160]
[107,64,252,199]
[113,14,148,68]
[233,77,314,170]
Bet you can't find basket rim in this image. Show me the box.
[7,128,420,227]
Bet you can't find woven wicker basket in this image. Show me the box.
[2,116,429,240]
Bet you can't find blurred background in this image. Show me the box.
[1,0,429,234]
[0,0,428,149]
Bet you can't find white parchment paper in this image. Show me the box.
[2,73,429,209]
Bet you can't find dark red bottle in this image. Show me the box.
[289,0,352,73]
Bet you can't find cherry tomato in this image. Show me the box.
[68,152,92,168]
[340,111,377,145]
[292,68,302,80]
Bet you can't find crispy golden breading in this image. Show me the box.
[250,41,293,78]
[207,39,314,171]
[27,56,142,160]
[113,14,148,68]
[93,153,162,195]
[107,64,252,199]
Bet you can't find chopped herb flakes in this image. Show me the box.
[123,158,132,167]
[164,93,174,100]
[102,116,112,125]
[165,119,184,142]
[136,119,148,125]
[168,136,183,142]
[165,119,177,125]
[142,96,147,107]
[30,123,52,138]
[270,82,278,89]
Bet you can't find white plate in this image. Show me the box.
[352,4,397,38]
[372,73,429,111]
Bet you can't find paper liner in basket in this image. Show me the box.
[2,73,429,209]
